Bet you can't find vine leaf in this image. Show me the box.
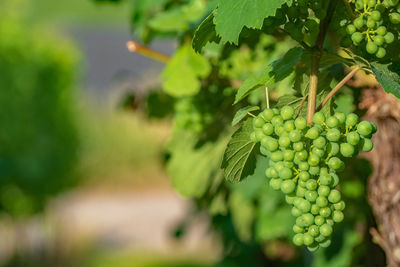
[234,47,303,104]
[371,62,400,98]
[232,106,260,126]
[161,45,211,97]
[222,118,259,183]
[192,12,220,53]
[215,0,286,44]
[167,131,228,197]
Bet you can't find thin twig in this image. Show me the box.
[296,96,307,118]
[319,66,360,109]
[126,41,170,63]
[307,54,321,124]
[266,87,270,109]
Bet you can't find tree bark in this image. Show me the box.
[360,87,400,267]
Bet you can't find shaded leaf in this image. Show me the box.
[371,62,400,98]
[234,47,303,104]
[221,118,258,183]
[192,12,221,53]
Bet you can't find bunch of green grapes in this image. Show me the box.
[264,1,325,45]
[250,106,377,251]
[342,0,400,58]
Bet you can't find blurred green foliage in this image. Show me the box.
[0,1,81,215]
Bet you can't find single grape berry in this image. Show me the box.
[366,42,378,54]
[295,117,307,130]
[328,189,341,203]
[305,127,320,139]
[340,143,355,157]
[357,121,373,136]
[326,128,341,142]
[262,109,275,122]
[262,123,274,135]
[347,132,360,145]
[326,116,339,128]
[253,117,265,128]
[281,180,296,194]
[333,210,344,222]
[281,106,295,120]
[313,112,326,125]
[346,113,359,127]
[360,138,374,152]
[320,224,333,237]
[289,130,302,142]
[293,233,304,246]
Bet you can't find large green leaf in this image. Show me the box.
[192,12,220,53]
[167,131,228,197]
[221,118,258,183]
[161,45,211,97]
[371,62,400,98]
[215,0,286,44]
[234,47,303,104]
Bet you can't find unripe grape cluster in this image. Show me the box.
[341,0,400,58]
[250,106,377,251]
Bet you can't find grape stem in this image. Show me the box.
[319,66,361,109]
[265,87,270,109]
[307,0,339,125]
[296,96,307,118]
[126,41,170,63]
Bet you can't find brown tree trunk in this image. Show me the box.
[360,88,400,267]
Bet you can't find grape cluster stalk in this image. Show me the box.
[250,106,377,251]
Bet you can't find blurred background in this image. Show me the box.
[0,0,219,266]
[0,0,391,266]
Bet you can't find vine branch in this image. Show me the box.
[126,41,170,63]
[319,66,360,109]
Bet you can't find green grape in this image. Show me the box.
[281,106,295,120]
[254,130,265,141]
[298,180,307,188]
[281,180,296,194]
[319,239,331,248]
[377,26,387,36]
[265,167,278,178]
[360,138,374,152]
[262,109,275,122]
[315,215,325,226]
[303,233,314,246]
[320,224,333,237]
[296,150,309,161]
[274,124,286,136]
[328,189,342,203]
[326,116,339,128]
[293,233,304,246]
[374,35,385,46]
[262,123,274,135]
[271,115,284,125]
[284,161,294,168]
[351,32,363,44]
[269,178,282,190]
[319,207,332,218]
[313,112,326,124]
[316,196,328,207]
[302,213,315,226]
[371,10,381,21]
[326,128,341,142]
[309,166,320,176]
[295,117,307,130]
[305,127,320,139]
[283,150,295,161]
[366,42,378,54]
[333,210,344,222]
[286,194,296,204]
[306,179,318,190]
[293,142,304,152]
[299,171,311,181]
[265,137,279,151]
[389,12,400,24]
[298,199,312,213]
[327,142,340,155]
[353,17,364,29]
[340,143,355,157]
[279,136,291,148]
[271,151,284,162]
[308,154,320,166]
[346,24,356,34]
[328,157,343,170]
[376,47,387,58]
[357,121,373,136]
[384,32,395,44]
[298,161,310,171]
[334,112,346,125]
[305,190,318,202]
[289,130,302,142]
[279,167,293,179]
[309,225,320,237]
[313,136,327,149]
[366,19,376,29]
[296,186,307,197]
[253,117,265,128]
[347,131,360,145]
[292,206,303,217]
[284,120,296,132]
[312,147,325,158]
[319,173,332,186]
[318,185,331,197]
[333,201,346,211]
[311,204,320,215]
